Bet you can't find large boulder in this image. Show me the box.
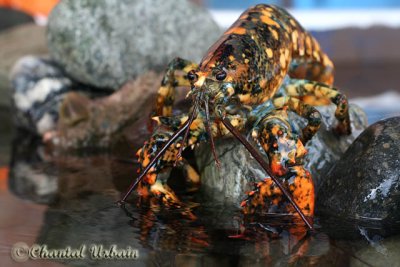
[47,0,221,89]
[317,117,400,234]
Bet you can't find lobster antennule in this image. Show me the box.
[220,117,314,231]
[118,116,193,204]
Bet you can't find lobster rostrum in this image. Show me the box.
[119,4,351,230]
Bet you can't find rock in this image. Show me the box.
[317,117,400,233]
[51,71,163,148]
[9,58,182,149]
[47,0,221,89]
[10,56,109,135]
[195,104,367,207]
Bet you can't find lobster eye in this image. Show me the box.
[215,70,227,81]
[187,70,198,82]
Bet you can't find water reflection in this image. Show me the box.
[5,130,397,266]
[9,131,58,204]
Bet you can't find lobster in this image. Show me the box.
[118,4,351,231]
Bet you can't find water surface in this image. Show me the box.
[0,107,399,267]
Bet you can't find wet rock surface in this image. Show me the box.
[47,0,221,89]
[317,117,400,231]
[10,56,109,135]
[196,104,368,207]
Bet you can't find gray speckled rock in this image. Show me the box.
[10,56,109,135]
[47,0,221,89]
[318,117,400,229]
[196,104,367,207]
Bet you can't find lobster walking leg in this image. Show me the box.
[153,57,198,118]
[283,79,351,135]
[272,96,322,144]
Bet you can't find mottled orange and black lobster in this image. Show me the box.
[118,4,351,231]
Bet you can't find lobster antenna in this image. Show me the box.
[220,117,314,231]
[118,117,193,204]
[204,97,221,167]
[174,103,199,166]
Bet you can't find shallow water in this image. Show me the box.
[0,107,399,267]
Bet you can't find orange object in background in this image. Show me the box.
[0,0,58,17]
[0,167,9,191]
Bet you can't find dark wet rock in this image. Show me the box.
[47,0,221,89]
[10,56,110,135]
[317,117,400,232]
[196,104,368,207]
